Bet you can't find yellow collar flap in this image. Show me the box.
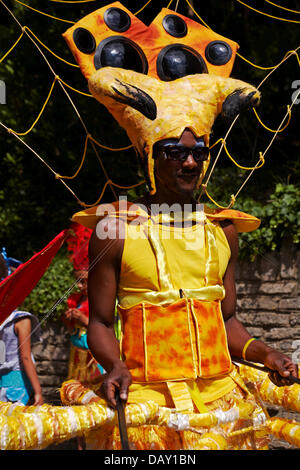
[204,207,260,233]
[71,201,149,229]
[72,201,260,233]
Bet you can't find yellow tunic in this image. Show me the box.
[117,208,237,412]
[72,201,261,414]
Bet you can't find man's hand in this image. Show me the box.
[264,350,298,386]
[101,362,132,409]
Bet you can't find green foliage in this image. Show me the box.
[237,183,300,260]
[21,249,76,324]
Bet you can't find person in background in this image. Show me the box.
[0,251,43,406]
[63,224,104,385]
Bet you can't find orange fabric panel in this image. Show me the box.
[118,303,145,379]
[118,299,232,383]
[63,2,239,81]
[63,2,149,80]
[191,299,232,377]
[146,9,238,79]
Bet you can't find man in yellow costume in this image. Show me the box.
[66,3,298,450]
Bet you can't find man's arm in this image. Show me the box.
[87,220,132,407]
[221,221,298,382]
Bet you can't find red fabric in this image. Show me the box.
[0,230,68,325]
[66,222,92,271]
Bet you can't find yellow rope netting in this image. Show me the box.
[201,92,297,209]
[56,76,92,97]
[185,0,211,29]
[134,0,153,16]
[89,135,133,152]
[209,138,265,171]
[253,105,291,133]
[50,0,96,3]
[55,134,134,181]
[0,0,139,205]
[1,0,299,210]
[0,30,24,64]
[25,27,79,68]
[7,76,58,137]
[0,0,136,194]
[236,0,300,24]
[56,133,90,180]
[264,0,300,14]
[77,178,145,208]
[201,185,236,210]
[186,0,300,71]
[14,0,75,24]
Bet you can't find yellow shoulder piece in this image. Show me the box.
[71,201,148,229]
[204,206,260,233]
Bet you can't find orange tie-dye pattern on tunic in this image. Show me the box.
[119,298,232,383]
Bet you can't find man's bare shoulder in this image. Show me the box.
[89,217,125,265]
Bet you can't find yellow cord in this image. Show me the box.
[56,134,90,180]
[236,0,300,24]
[253,105,291,133]
[283,49,300,66]
[134,0,153,16]
[264,0,300,14]
[50,0,95,3]
[0,30,24,64]
[24,27,79,68]
[56,134,135,180]
[14,0,75,24]
[236,52,277,71]
[185,0,211,29]
[56,77,93,98]
[186,0,299,71]
[89,135,133,152]
[210,139,265,171]
[81,179,145,208]
[201,184,236,209]
[7,76,58,136]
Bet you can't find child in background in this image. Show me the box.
[0,251,43,406]
[63,224,103,384]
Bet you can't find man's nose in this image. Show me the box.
[182,152,198,168]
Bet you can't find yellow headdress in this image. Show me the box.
[63,2,260,194]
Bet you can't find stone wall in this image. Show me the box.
[235,241,300,449]
[236,240,300,360]
[32,241,300,449]
[32,322,70,405]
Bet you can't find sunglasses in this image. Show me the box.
[155,142,210,162]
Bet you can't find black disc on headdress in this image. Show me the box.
[205,41,232,65]
[157,44,207,81]
[162,14,188,38]
[104,7,131,33]
[94,36,148,74]
[73,28,96,54]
